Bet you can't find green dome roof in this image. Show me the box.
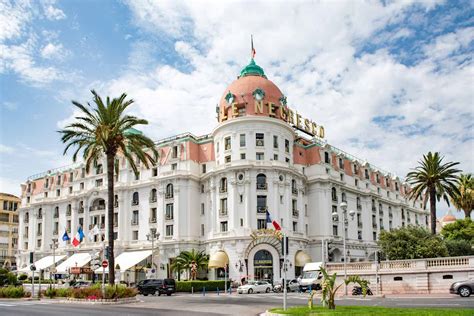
[239,59,266,78]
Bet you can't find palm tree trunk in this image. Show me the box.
[107,153,115,285]
[463,208,471,219]
[429,186,437,235]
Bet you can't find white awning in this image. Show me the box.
[18,255,67,272]
[95,250,151,273]
[56,253,92,274]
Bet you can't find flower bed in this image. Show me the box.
[0,286,30,298]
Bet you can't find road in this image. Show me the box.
[0,292,472,316]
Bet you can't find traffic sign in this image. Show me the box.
[102,260,108,268]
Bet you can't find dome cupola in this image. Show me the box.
[239,59,267,78]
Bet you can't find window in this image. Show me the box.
[220,221,228,232]
[291,179,297,195]
[358,231,362,240]
[202,164,206,173]
[373,231,377,241]
[220,198,227,215]
[150,208,157,223]
[69,172,73,182]
[201,203,205,215]
[56,189,60,197]
[150,189,157,202]
[201,224,205,236]
[331,187,337,202]
[256,174,267,190]
[443,275,453,279]
[365,169,369,180]
[285,139,290,153]
[340,173,344,181]
[69,186,73,194]
[273,135,278,149]
[37,223,42,236]
[240,195,243,203]
[376,174,380,183]
[152,167,158,177]
[96,164,103,175]
[354,164,359,174]
[172,146,178,158]
[166,225,174,236]
[341,192,346,202]
[57,175,61,185]
[292,221,297,232]
[394,276,403,281]
[80,182,84,190]
[240,134,246,147]
[166,183,174,198]
[132,210,139,225]
[171,163,177,170]
[355,179,359,187]
[240,218,243,226]
[280,195,283,204]
[257,195,267,213]
[324,152,330,164]
[273,154,278,160]
[240,153,246,160]
[95,179,103,187]
[333,225,338,236]
[332,205,337,216]
[165,203,174,220]
[224,136,231,150]
[220,177,227,193]
[225,155,231,163]
[257,219,267,229]
[201,184,205,193]
[132,231,138,240]
[256,133,264,146]
[132,192,139,205]
[339,158,344,169]
[216,142,219,152]
[305,224,308,235]
[256,152,264,160]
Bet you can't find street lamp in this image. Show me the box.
[146,230,160,278]
[332,201,355,296]
[49,238,58,289]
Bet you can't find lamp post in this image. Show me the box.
[49,238,58,289]
[235,260,244,285]
[147,230,160,278]
[332,201,355,296]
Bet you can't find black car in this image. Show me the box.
[137,278,176,296]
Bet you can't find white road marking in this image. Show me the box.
[0,303,15,307]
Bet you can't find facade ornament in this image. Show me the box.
[252,88,265,101]
[225,91,235,105]
[279,95,287,106]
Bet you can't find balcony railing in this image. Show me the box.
[23,218,29,223]
[78,207,84,214]
[53,230,58,235]
[66,209,71,216]
[36,231,41,236]
[358,222,363,228]
[131,219,139,226]
[165,214,174,220]
[165,193,173,199]
[219,209,228,216]
[372,223,377,229]
[131,200,139,206]
[292,210,299,217]
[113,221,118,228]
[37,214,43,219]
[357,205,362,210]
[53,213,59,218]
[149,197,157,203]
[372,206,376,213]
[149,217,157,223]
[257,206,268,214]
[256,139,264,146]
[332,196,338,202]
[219,187,227,193]
[292,188,298,195]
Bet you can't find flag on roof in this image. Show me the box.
[266,210,281,231]
[72,226,85,247]
[251,35,256,59]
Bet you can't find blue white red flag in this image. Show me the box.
[266,210,281,231]
[72,226,85,247]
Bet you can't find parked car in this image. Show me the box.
[237,280,272,294]
[450,280,474,297]
[71,280,92,288]
[137,278,176,296]
[286,279,300,292]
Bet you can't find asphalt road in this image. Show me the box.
[0,293,472,316]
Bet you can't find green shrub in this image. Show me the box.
[104,284,138,299]
[71,287,102,299]
[176,280,227,292]
[445,239,474,256]
[56,288,72,297]
[18,274,28,281]
[0,286,26,298]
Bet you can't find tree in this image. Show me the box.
[59,90,157,284]
[406,152,460,234]
[170,259,185,281]
[450,174,474,218]
[441,218,474,243]
[378,226,448,259]
[445,239,474,257]
[174,249,209,280]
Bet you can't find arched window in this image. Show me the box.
[54,206,59,218]
[96,164,103,175]
[331,187,337,202]
[220,178,227,193]
[25,212,29,222]
[341,192,347,202]
[132,192,139,205]
[67,204,72,215]
[356,197,361,209]
[114,195,119,207]
[292,179,297,195]
[166,183,174,198]
[150,189,157,202]
[256,174,267,190]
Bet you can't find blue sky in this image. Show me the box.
[0,0,473,218]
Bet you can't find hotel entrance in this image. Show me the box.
[254,250,273,281]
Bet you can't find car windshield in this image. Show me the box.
[302,271,319,279]
[247,281,257,285]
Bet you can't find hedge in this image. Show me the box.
[176,280,227,292]
[0,286,28,298]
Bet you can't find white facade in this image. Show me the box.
[16,60,429,284]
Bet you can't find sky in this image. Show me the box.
[0,0,473,218]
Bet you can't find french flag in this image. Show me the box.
[72,227,85,247]
[266,210,281,231]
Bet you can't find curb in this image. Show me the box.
[57,297,139,305]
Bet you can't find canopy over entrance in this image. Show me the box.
[295,251,312,267]
[95,250,152,273]
[208,251,229,268]
[56,253,92,274]
[18,255,66,272]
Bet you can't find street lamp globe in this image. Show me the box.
[331,212,339,221]
[339,201,348,210]
[348,209,356,218]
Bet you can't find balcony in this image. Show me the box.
[389,213,393,219]
[113,221,118,228]
[372,206,376,213]
[131,200,139,206]
[66,209,71,216]
[165,214,174,220]
[36,231,41,236]
[257,206,268,214]
[149,217,157,223]
[165,193,174,199]
[37,214,43,220]
[131,219,139,226]
[292,209,299,217]
[149,197,157,203]
[357,204,362,211]
[358,222,363,228]
[53,213,59,219]
[53,230,58,235]
[23,218,29,223]
[78,207,84,214]
[372,223,377,229]
[219,187,227,193]
[292,188,298,195]
[219,209,228,216]
[332,196,338,203]
[257,183,268,190]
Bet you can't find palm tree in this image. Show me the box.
[170,258,185,281]
[59,90,157,284]
[450,174,474,219]
[406,152,461,235]
[176,249,209,280]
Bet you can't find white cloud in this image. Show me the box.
[0,144,15,154]
[44,4,66,21]
[40,42,69,60]
[0,176,21,197]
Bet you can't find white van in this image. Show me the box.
[299,262,323,292]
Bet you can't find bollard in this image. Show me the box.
[217,287,219,296]
[202,287,206,296]
[192,286,194,295]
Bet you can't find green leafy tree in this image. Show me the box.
[450,174,474,218]
[170,259,185,281]
[441,218,474,242]
[175,249,209,280]
[406,152,461,234]
[59,90,157,284]
[378,226,448,259]
[445,239,474,256]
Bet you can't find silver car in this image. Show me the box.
[450,279,474,297]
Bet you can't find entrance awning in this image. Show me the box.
[18,255,67,272]
[56,253,92,274]
[95,250,152,273]
[295,251,312,267]
[208,251,229,268]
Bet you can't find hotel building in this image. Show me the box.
[0,193,20,269]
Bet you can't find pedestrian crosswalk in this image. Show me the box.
[0,301,50,307]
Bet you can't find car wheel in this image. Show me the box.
[248,288,253,294]
[143,293,148,296]
[266,287,270,293]
[459,286,471,297]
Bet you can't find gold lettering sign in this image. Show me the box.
[255,100,264,114]
[268,102,276,116]
[231,102,239,117]
[250,228,283,240]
